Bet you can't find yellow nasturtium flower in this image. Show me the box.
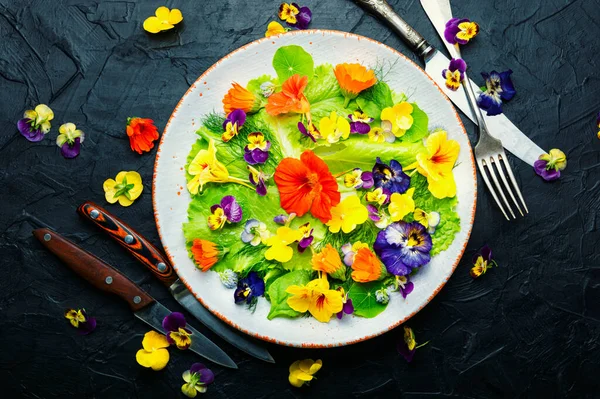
[265,21,287,37]
[143,6,183,33]
[103,171,143,207]
[380,102,414,137]
[136,331,170,371]
[288,359,323,387]
[286,276,343,323]
[264,226,302,263]
[326,195,369,233]
[187,139,230,194]
[388,188,415,221]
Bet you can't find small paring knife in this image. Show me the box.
[77,201,274,364]
[33,227,238,369]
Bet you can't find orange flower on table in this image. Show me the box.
[312,244,346,281]
[334,63,377,103]
[190,239,228,272]
[223,82,259,114]
[351,247,384,283]
[265,74,310,116]
[274,150,340,223]
[126,117,159,154]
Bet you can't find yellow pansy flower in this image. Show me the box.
[326,195,369,233]
[319,111,351,144]
[388,188,415,221]
[365,187,389,205]
[265,226,302,263]
[265,21,287,37]
[187,139,230,194]
[103,171,143,207]
[143,6,183,34]
[286,276,343,323]
[380,102,414,137]
[23,104,54,133]
[289,359,323,388]
[136,331,170,371]
[278,3,300,24]
[414,208,441,233]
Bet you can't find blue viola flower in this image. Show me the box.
[234,272,265,304]
[477,70,516,116]
[372,157,410,194]
[373,221,432,276]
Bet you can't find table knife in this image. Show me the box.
[77,201,274,364]
[353,0,546,166]
[33,227,238,369]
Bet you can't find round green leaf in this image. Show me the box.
[272,45,314,82]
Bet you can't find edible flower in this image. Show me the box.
[349,111,374,134]
[248,165,269,196]
[222,109,246,142]
[351,247,385,283]
[219,270,239,289]
[311,244,346,281]
[470,245,497,278]
[162,312,192,350]
[334,63,377,105]
[534,149,567,182]
[279,3,312,30]
[57,123,84,158]
[477,70,516,116]
[223,82,259,114]
[368,125,395,143]
[241,219,270,246]
[234,272,265,304]
[17,104,54,142]
[136,331,170,371]
[413,208,441,234]
[143,6,183,33]
[265,21,288,38]
[274,150,340,223]
[442,58,467,91]
[341,241,369,266]
[260,81,276,97]
[380,102,414,138]
[265,226,303,263]
[126,117,159,154]
[343,168,374,189]
[372,157,410,194]
[208,195,243,230]
[191,239,228,272]
[288,359,322,388]
[394,275,414,298]
[298,121,319,142]
[319,111,351,144]
[444,18,479,45]
[244,132,271,164]
[336,287,354,319]
[374,221,432,276]
[326,195,369,234]
[597,112,600,139]
[286,276,343,323]
[388,188,416,222]
[103,171,143,207]
[64,308,96,335]
[367,204,391,229]
[274,214,292,225]
[181,363,214,397]
[397,326,428,363]
[365,187,390,205]
[375,288,389,304]
[266,74,310,116]
[297,222,314,253]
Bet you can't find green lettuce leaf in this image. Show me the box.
[401,103,429,143]
[355,81,394,118]
[272,45,314,82]
[267,270,313,320]
[304,64,341,103]
[347,280,388,318]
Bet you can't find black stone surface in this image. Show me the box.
[1,0,599,397]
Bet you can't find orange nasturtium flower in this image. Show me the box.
[191,239,228,272]
[286,276,343,323]
[136,331,170,371]
[143,6,183,34]
[311,244,346,281]
[351,247,385,283]
[274,150,340,223]
[126,117,159,154]
[265,74,310,116]
[334,63,377,104]
[222,82,259,115]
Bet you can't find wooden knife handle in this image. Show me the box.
[77,201,177,287]
[33,228,154,311]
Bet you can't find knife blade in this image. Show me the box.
[77,201,274,364]
[33,227,238,369]
[353,0,546,166]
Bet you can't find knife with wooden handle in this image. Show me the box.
[77,201,274,363]
[33,227,237,369]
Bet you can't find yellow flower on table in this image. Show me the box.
[265,226,302,263]
[136,331,170,371]
[143,6,183,33]
[388,188,415,221]
[265,21,287,37]
[326,195,368,234]
[24,104,54,133]
[289,359,323,388]
[413,130,460,199]
[286,276,343,323]
[319,111,351,144]
[187,139,230,195]
[103,171,143,207]
[380,102,414,137]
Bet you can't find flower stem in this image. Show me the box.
[333,169,354,178]
[227,177,254,190]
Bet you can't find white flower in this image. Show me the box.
[219,270,238,289]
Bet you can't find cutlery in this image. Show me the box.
[77,201,274,363]
[419,0,527,219]
[352,0,546,167]
[33,227,238,369]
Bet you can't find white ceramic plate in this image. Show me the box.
[153,30,476,348]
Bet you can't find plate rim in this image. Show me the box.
[152,28,477,348]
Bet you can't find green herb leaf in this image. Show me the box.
[272,45,314,82]
[401,103,429,143]
[267,270,312,320]
[347,280,388,318]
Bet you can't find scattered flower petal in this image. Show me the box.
[181,363,214,397]
[279,3,311,29]
[477,70,516,116]
[442,58,467,91]
[162,312,192,350]
[64,308,96,335]
[248,165,269,196]
[298,121,319,142]
[265,226,302,263]
[336,287,354,319]
[265,21,287,38]
[288,359,322,388]
[397,326,428,363]
[388,187,416,222]
[223,83,259,114]
[319,111,351,144]
[470,245,497,278]
[534,148,566,182]
[143,6,183,33]
[136,331,170,371]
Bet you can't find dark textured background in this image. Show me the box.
[1,0,599,397]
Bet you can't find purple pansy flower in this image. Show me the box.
[372,157,410,194]
[244,132,271,165]
[297,222,314,253]
[441,58,467,91]
[336,289,354,320]
[298,121,318,142]
[189,363,215,385]
[397,275,414,299]
[248,165,268,196]
[367,204,391,229]
[222,109,246,142]
[533,148,567,181]
[18,104,54,142]
[162,312,193,350]
[374,221,432,276]
[56,123,85,159]
[234,272,265,304]
[273,214,290,225]
[444,18,479,45]
[240,219,269,246]
[281,3,312,30]
[18,118,45,142]
[348,111,374,134]
[397,326,424,363]
[64,308,97,335]
[477,70,516,116]
[210,195,242,226]
[343,168,374,190]
[182,363,214,396]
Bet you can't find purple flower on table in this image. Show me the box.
[248,165,268,196]
[208,195,243,230]
[297,222,314,253]
[222,109,246,142]
[533,148,567,182]
[470,244,497,279]
[162,312,193,350]
[444,18,479,45]
[397,326,428,363]
[181,363,215,397]
[244,132,271,165]
[57,123,85,159]
[477,70,516,116]
[336,288,354,320]
[298,121,318,142]
[348,111,374,134]
[234,272,265,304]
[372,157,410,194]
[597,111,600,139]
[374,221,432,276]
[279,3,312,30]
[64,308,96,335]
[343,168,374,190]
[442,58,467,91]
[17,104,54,142]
